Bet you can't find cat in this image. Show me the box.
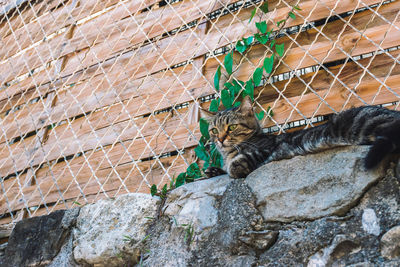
[200,96,400,179]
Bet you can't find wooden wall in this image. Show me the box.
[0,0,399,225]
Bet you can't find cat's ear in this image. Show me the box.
[200,108,216,121]
[239,95,254,115]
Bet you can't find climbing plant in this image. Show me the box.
[151,1,301,197]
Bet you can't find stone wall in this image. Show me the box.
[1,146,400,266]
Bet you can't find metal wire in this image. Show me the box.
[0,0,399,225]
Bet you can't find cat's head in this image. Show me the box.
[200,96,262,150]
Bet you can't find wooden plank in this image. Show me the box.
[0,0,375,100]
[0,102,201,176]
[2,0,399,144]
[0,0,389,118]
[0,61,209,143]
[2,26,400,178]
[0,0,65,39]
[1,147,194,214]
[0,0,126,60]
[60,0,387,82]
[262,73,400,128]
[255,49,400,116]
[0,0,236,100]
[63,0,238,70]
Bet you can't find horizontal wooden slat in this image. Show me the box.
[0,0,134,60]
[1,0,384,105]
[262,74,400,128]
[0,102,201,177]
[0,0,60,39]
[2,0,398,144]
[2,47,399,178]
[0,0,236,87]
[61,0,387,82]
[0,147,195,214]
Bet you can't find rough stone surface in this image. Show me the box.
[73,193,159,267]
[362,208,381,236]
[164,176,231,235]
[380,226,400,259]
[48,234,79,267]
[258,166,400,266]
[246,146,388,222]
[2,146,399,267]
[2,208,79,267]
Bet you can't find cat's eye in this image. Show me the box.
[210,128,218,134]
[228,124,238,131]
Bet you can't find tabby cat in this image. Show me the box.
[200,96,400,179]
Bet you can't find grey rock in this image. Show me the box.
[189,180,263,266]
[138,217,194,267]
[164,175,231,236]
[0,242,7,266]
[48,234,79,267]
[2,208,79,267]
[246,146,388,222]
[238,230,278,250]
[307,234,361,267]
[259,166,400,266]
[362,208,381,236]
[141,179,264,267]
[73,193,159,267]
[380,225,400,259]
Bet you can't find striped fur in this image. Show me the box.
[201,96,400,179]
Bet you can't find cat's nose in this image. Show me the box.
[218,134,227,143]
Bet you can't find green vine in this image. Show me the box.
[150,1,301,196]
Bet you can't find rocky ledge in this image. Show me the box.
[1,146,399,266]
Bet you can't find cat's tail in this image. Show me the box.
[364,120,400,169]
[364,137,396,169]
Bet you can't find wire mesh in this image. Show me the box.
[0,0,399,226]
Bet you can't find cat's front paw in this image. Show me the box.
[228,161,251,179]
[204,167,227,178]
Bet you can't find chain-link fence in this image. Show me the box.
[0,0,399,229]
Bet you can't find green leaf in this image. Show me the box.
[254,33,269,45]
[253,67,263,87]
[233,101,241,107]
[267,106,274,117]
[255,21,267,34]
[209,99,220,112]
[175,173,186,188]
[275,43,285,57]
[210,144,223,168]
[195,144,209,161]
[293,5,301,10]
[161,184,168,196]
[277,19,285,27]
[245,80,254,101]
[263,54,274,73]
[249,7,257,23]
[221,89,232,109]
[256,110,265,120]
[244,36,253,46]
[232,80,244,95]
[289,12,296,19]
[236,40,247,53]
[214,66,221,91]
[260,2,269,13]
[199,118,210,139]
[270,39,276,48]
[150,184,157,196]
[224,52,233,75]
[186,163,201,179]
